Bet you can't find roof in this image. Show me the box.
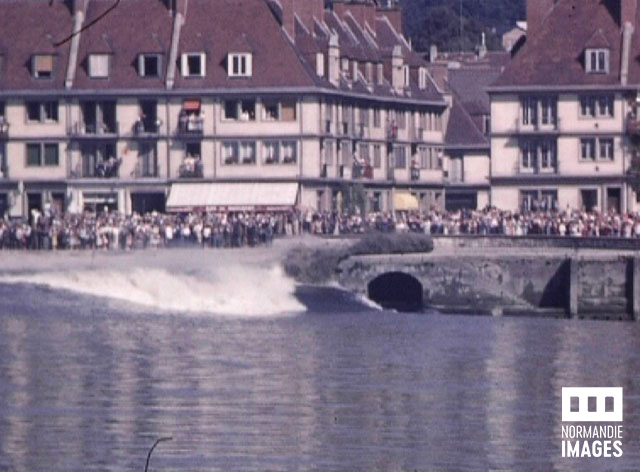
[493,0,625,87]
[444,99,488,148]
[0,0,73,91]
[447,68,502,115]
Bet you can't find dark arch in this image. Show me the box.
[367,272,423,312]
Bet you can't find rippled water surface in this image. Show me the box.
[1,282,639,471]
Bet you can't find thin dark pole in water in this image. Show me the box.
[144,437,173,472]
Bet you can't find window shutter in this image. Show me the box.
[138,54,145,76]
[199,53,206,77]
[246,54,252,77]
[181,54,188,76]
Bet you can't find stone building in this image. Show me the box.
[489,0,640,213]
[0,0,451,219]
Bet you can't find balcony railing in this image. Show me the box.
[133,119,162,136]
[0,118,9,138]
[74,157,122,178]
[410,127,424,142]
[133,157,158,178]
[69,121,120,137]
[179,157,203,178]
[178,115,204,135]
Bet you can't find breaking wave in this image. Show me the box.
[0,265,305,316]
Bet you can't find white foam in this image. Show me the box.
[0,264,305,316]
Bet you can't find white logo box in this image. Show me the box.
[562,387,623,422]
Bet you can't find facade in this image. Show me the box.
[0,0,451,219]
[489,0,640,213]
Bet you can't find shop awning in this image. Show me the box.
[166,182,298,212]
[183,99,201,111]
[394,191,419,211]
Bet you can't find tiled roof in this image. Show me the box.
[445,99,488,148]
[447,68,502,115]
[0,0,73,91]
[493,0,624,87]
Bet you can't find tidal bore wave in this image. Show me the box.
[0,264,305,316]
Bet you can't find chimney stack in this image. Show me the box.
[280,0,325,39]
[328,34,341,86]
[622,0,638,27]
[391,45,404,92]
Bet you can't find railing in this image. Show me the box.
[386,124,398,141]
[178,116,204,135]
[77,157,121,178]
[410,127,424,142]
[69,121,120,136]
[179,158,203,178]
[133,119,162,136]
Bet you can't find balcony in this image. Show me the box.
[133,118,162,137]
[410,127,424,143]
[73,157,121,179]
[179,157,203,178]
[177,115,204,135]
[69,121,120,137]
[133,156,158,178]
[386,123,398,142]
[352,163,373,179]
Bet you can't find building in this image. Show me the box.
[0,0,451,219]
[489,0,640,213]
[502,21,527,53]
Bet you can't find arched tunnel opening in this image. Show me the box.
[367,272,423,312]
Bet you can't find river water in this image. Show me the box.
[0,252,639,471]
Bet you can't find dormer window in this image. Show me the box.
[228,53,252,78]
[88,54,110,78]
[181,53,205,77]
[585,48,609,74]
[138,54,162,78]
[32,54,54,79]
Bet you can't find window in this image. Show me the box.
[586,48,609,74]
[373,108,381,128]
[263,100,296,121]
[228,53,252,78]
[419,67,427,90]
[88,54,110,78]
[365,62,373,83]
[138,54,161,78]
[397,110,406,130]
[403,65,410,87]
[26,101,58,123]
[32,55,54,79]
[359,143,370,165]
[540,141,557,171]
[581,138,596,161]
[373,144,381,168]
[600,138,614,160]
[419,146,429,169]
[522,141,537,169]
[394,146,406,169]
[540,97,556,126]
[181,53,205,77]
[281,141,297,164]
[238,141,256,164]
[223,142,239,164]
[224,100,255,121]
[26,143,58,167]
[580,94,614,117]
[264,141,280,164]
[522,97,538,125]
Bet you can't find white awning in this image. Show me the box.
[394,191,419,211]
[166,182,298,212]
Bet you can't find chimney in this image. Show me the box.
[376,3,403,35]
[622,0,638,27]
[391,45,404,92]
[429,44,438,63]
[526,0,556,37]
[328,34,341,86]
[281,0,325,39]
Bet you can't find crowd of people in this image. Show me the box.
[2,206,640,251]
